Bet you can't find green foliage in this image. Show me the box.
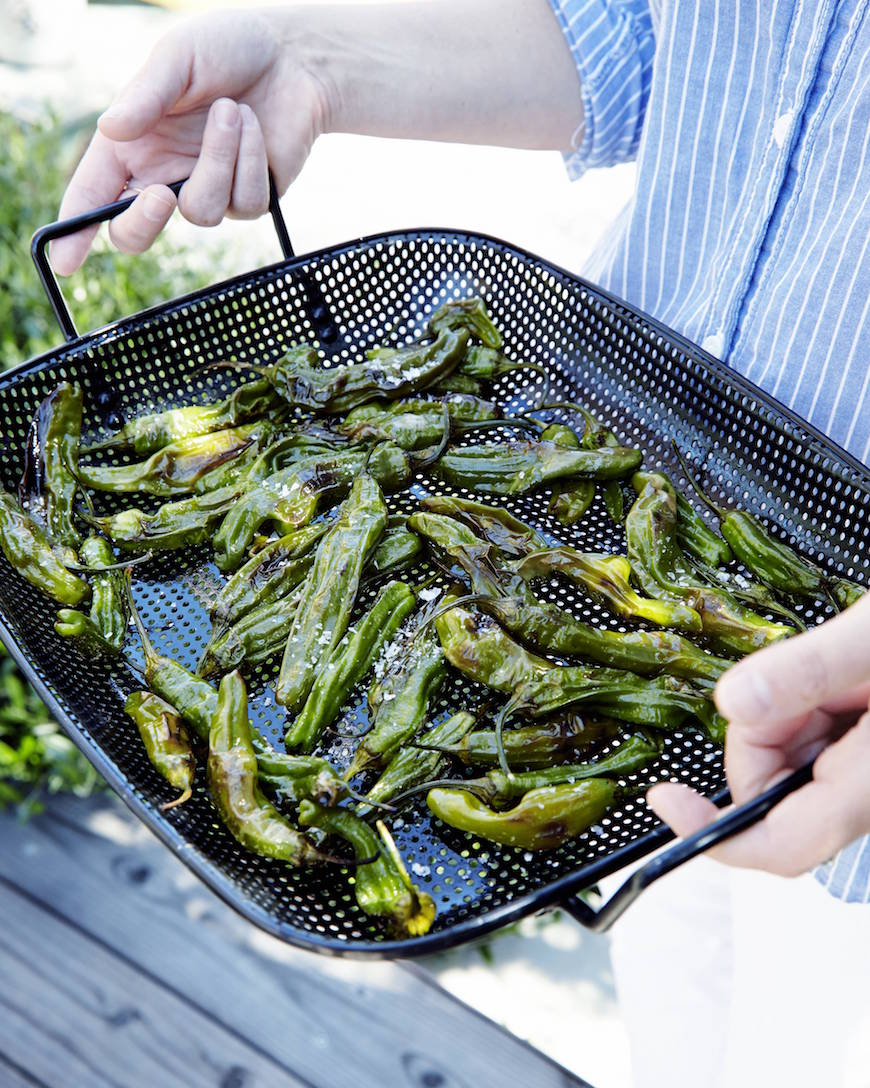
[0,108,211,816]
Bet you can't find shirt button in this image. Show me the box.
[772,109,794,149]
[702,332,725,356]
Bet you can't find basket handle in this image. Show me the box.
[559,761,813,932]
[30,173,339,425]
[32,174,298,342]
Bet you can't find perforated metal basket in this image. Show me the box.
[1,185,863,957]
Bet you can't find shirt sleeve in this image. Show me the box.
[547,0,655,178]
[814,836,870,903]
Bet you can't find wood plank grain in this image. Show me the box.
[0,877,308,1088]
[0,794,589,1088]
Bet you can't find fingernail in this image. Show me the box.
[214,99,239,130]
[142,190,174,223]
[716,664,772,720]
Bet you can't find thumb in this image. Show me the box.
[98,33,193,141]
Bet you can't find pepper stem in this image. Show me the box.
[66,550,155,574]
[386,776,492,809]
[420,592,491,631]
[413,404,452,467]
[160,786,192,811]
[123,570,157,667]
[671,443,726,517]
[494,696,521,779]
[343,782,396,812]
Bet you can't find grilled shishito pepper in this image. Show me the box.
[510,547,703,632]
[125,691,195,809]
[419,717,619,768]
[345,609,447,777]
[298,804,436,936]
[366,521,423,577]
[675,456,866,609]
[339,394,500,449]
[19,381,83,548]
[78,423,266,496]
[538,416,596,526]
[427,779,617,850]
[285,580,416,752]
[254,752,346,807]
[87,378,281,455]
[503,667,727,745]
[409,511,727,681]
[433,592,552,694]
[626,473,792,655]
[421,495,548,557]
[437,439,642,495]
[633,469,732,567]
[417,731,661,807]
[55,535,128,654]
[214,443,408,572]
[428,297,503,348]
[0,490,89,606]
[207,671,330,866]
[276,474,388,711]
[361,710,477,813]
[240,327,470,414]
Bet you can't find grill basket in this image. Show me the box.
[0,187,863,956]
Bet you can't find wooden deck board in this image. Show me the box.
[0,793,590,1088]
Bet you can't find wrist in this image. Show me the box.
[270,5,349,138]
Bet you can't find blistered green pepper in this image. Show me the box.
[676,455,865,609]
[78,422,266,496]
[214,443,408,572]
[231,327,469,414]
[298,804,435,935]
[626,473,792,654]
[360,710,476,814]
[416,716,619,768]
[125,690,195,809]
[410,511,726,681]
[0,490,89,606]
[433,590,552,693]
[427,778,617,850]
[339,393,500,450]
[55,535,128,654]
[285,580,416,752]
[19,381,83,548]
[89,484,241,552]
[437,439,642,495]
[421,495,548,557]
[254,751,346,807]
[633,469,732,567]
[208,671,332,866]
[538,418,596,526]
[345,609,447,776]
[276,474,388,711]
[509,547,703,632]
[87,378,281,455]
[411,731,660,807]
[366,520,423,577]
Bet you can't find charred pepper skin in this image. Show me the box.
[298,803,436,936]
[125,691,195,809]
[246,327,470,414]
[19,381,83,549]
[207,671,331,866]
[409,511,727,681]
[626,474,792,655]
[87,378,281,455]
[285,580,416,752]
[0,490,89,606]
[633,470,732,568]
[539,420,596,526]
[77,422,266,496]
[437,439,642,495]
[509,547,704,633]
[276,474,388,712]
[345,609,447,777]
[254,752,346,807]
[339,394,500,449]
[213,443,408,572]
[427,732,661,806]
[421,717,620,769]
[361,711,477,813]
[420,495,549,557]
[55,535,128,654]
[427,779,617,851]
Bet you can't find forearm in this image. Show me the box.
[282,0,584,150]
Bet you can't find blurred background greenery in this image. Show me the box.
[0,107,210,815]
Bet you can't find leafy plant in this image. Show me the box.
[0,107,213,816]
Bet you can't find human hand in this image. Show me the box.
[52,9,329,275]
[647,593,870,876]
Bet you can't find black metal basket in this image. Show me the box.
[0,184,863,957]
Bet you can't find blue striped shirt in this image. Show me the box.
[549,0,870,903]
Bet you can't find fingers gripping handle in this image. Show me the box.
[560,762,814,932]
[31,174,296,342]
